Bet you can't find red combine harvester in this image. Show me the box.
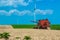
[31,19,50,29]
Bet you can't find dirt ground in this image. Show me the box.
[0,29,60,40]
[0,25,13,29]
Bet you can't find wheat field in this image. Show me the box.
[0,29,60,40]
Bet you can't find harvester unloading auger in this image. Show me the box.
[31,19,50,29]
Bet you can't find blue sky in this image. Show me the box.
[0,0,60,24]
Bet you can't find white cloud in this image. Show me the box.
[8,9,20,16]
[0,9,53,16]
[0,10,8,15]
[0,0,32,6]
[34,9,53,15]
[0,9,32,16]
[0,0,54,7]
[19,10,32,16]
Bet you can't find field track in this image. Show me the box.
[0,25,13,29]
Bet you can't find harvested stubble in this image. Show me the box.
[0,29,60,40]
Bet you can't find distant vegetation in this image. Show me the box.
[12,24,34,29]
[12,24,60,30]
[50,25,60,30]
